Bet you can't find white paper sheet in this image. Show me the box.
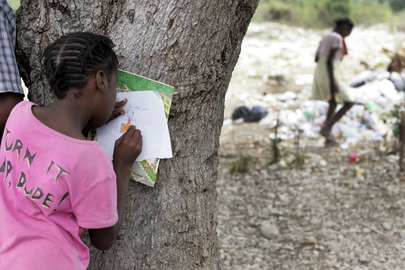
[97,91,173,161]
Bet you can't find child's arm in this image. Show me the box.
[88,125,142,250]
[0,93,24,141]
[327,48,338,95]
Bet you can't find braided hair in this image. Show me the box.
[42,32,118,99]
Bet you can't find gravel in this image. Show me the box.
[218,141,405,269]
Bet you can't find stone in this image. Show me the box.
[302,236,318,244]
[381,222,392,231]
[260,224,280,239]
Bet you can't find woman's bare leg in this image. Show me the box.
[320,98,337,137]
[320,101,354,137]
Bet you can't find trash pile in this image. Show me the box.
[229,69,405,149]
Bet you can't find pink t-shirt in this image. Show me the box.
[0,101,118,269]
[316,31,344,61]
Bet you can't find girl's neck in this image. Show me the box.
[333,29,343,37]
[33,98,90,140]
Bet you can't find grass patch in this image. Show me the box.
[231,153,253,174]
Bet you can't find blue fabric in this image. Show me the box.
[0,0,23,94]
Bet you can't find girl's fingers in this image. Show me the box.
[129,126,142,140]
[107,109,125,123]
[125,125,136,136]
[115,98,128,109]
[115,134,123,145]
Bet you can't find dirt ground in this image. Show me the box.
[217,22,405,270]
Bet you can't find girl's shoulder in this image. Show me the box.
[322,31,341,40]
[320,32,342,48]
[7,100,35,123]
[11,100,36,113]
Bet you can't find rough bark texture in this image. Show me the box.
[16,0,258,269]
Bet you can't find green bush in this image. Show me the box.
[389,0,405,12]
[327,0,351,19]
[351,0,393,26]
[253,0,396,28]
[394,11,405,31]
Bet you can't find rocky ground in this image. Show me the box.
[217,22,405,269]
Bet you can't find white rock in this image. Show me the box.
[381,222,392,231]
[310,217,321,225]
[260,224,279,239]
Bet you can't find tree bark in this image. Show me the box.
[16,0,258,269]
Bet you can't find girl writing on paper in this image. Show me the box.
[0,32,142,269]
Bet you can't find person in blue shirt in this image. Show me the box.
[0,0,24,142]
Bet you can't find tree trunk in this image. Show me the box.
[16,1,258,269]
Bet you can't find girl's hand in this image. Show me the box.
[113,125,143,170]
[106,98,128,124]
